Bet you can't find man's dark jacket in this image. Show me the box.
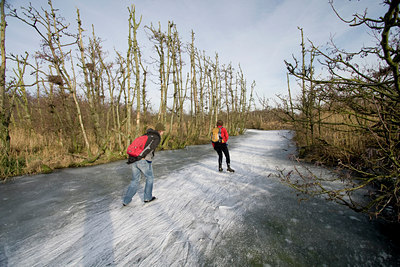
[127,128,161,164]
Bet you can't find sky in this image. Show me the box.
[5,0,388,109]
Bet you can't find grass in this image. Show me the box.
[292,111,374,166]
[2,112,289,181]
[1,124,221,180]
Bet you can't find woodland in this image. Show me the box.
[280,0,400,222]
[0,0,399,222]
[0,1,279,177]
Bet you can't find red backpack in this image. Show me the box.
[127,135,148,157]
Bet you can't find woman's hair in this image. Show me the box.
[216,120,223,126]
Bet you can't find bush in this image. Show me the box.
[0,154,26,180]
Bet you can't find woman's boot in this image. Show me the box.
[227,164,235,172]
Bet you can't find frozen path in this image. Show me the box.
[1,130,399,266]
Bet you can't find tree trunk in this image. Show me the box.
[0,0,10,156]
[129,6,142,138]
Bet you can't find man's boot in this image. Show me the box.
[219,164,223,172]
[227,164,235,172]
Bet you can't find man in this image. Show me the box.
[123,123,165,206]
[211,120,235,172]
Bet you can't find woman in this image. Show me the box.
[211,120,235,172]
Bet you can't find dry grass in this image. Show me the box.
[3,115,276,180]
[7,127,123,177]
[293,111,375,165]
[10,128,75,173]
[4,121,214,179]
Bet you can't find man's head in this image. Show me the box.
[216,120,223,126]
[155,123,166,135]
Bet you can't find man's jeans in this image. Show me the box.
[123,160,154,205]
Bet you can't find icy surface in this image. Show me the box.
[0,130,399,266]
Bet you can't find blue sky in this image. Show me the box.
[5,0,387,109]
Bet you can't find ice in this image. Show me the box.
[0,130,399,266]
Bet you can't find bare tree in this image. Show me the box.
[0,0,10,157]
[282,0,400,221]
[77,11,103,148]
[128,6,142,138]
[147,21,177,131]
[189,30,199,137]
[10,1,94,154]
